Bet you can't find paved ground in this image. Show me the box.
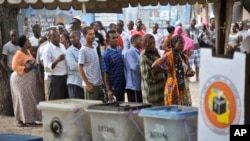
[0,77,199,138]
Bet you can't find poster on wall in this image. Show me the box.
[20,7,83,35]
[94,13,118,27]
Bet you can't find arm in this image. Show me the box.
[66,50,78,71]
[1,55,11,73]
[12,51,31,75]
[101,55,113,99]
[43,48,65,72]
[78,64,93,93]
[126,51,140,72]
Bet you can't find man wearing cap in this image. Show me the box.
[70,16,85,45]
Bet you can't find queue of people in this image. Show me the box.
[4,15,249,128]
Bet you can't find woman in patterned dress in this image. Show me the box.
[10,35,44,127]
[140,34,166,106]
[152,35,193,106]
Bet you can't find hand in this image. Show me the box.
[56,54,65,62]
[86,83,94,93]
[107,90,113,100]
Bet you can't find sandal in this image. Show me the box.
[17,121,29,127]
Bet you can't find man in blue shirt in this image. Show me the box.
[102,30,126,101]
[65,31,84,99]
[124,34,143,102]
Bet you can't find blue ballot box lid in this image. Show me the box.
[139,105,198,119]
[0,134,43,141]
[87,102,152,111]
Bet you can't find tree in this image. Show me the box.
[0,6,19,116]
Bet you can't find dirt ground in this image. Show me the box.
[0,115,43,137]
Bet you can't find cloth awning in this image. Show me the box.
[0,0,240,13]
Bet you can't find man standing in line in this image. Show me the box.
[124,34,143,102]
[78,26,104,101]
[1,29,20,78]
[102,30,126,101]
[65,31,84,99]
[43,29,68,100]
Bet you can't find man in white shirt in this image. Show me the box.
[117,20,131,55]
[43,29,68,100]
[150,23,164,57]
[150,23,163,50]
[29,23,42,58]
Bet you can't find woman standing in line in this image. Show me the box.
[140,34,166,106]
[11,35,44,127]
[152,35,193,106]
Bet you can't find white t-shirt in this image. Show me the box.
[150,32,163,50]
[2,41,20,71]
[29,36,39,47]
[78,45,102,87]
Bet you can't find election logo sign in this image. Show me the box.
[200,75,241,134]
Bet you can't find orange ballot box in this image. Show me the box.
[198,48,250,141]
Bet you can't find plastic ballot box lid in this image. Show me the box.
[87,102,152,112]
[139,105,198,119]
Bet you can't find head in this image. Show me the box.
[109,23,117,31]
[69,31,81,47]
[38,36,47,46]
[56,22,65,28]
[10,29,18,44]
[57,25,65,34]
[127,20,134,31]
[18,35,30,49]
[117,22,123,34]
[143,34,156,52]
[96,21,105,30]
[210,17,215,28]
[131,34,143,49]
[231,23,239,32]
[190,18,196,27]
[152,23,159,33]
[83,26,95,43]
[106,30,118,48]
[72,16,81,26]
[60,32,71,47]
[171,35,184,51]
[117,20,124,27]
[90,22,99,32]
[201,22,208,31]
[49,29,60,47]
[32,23,41,37]
[238,21,244,30]
[135,19,143,30]
[174,26,183,35]
[24,18,29,26]
[167,25,175,34]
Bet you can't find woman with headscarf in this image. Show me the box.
[152,35,193,106]
[174,26,195,57]
[10,35,44,127]
[140,34,166,106]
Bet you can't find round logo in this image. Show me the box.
[200,75,241,134]
[50,117,63,137]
